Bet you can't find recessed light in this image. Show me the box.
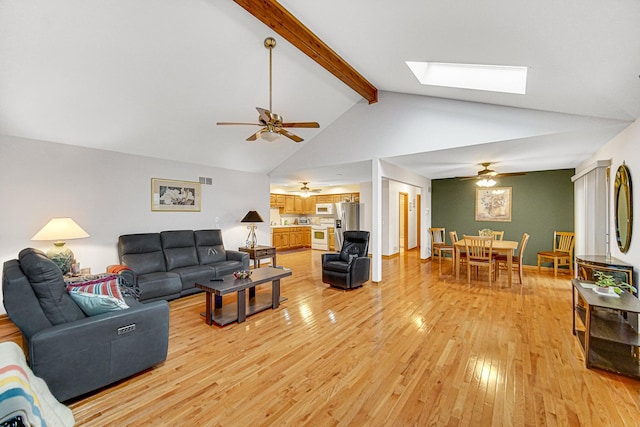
[406,61,528,94]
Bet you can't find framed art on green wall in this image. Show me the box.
[475,187,512,222]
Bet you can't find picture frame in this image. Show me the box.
[151,178,201,212]
[475,187,512,222]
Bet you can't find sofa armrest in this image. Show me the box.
[107,264,137,286]
[225,250,250,270]
[28,300,169,401]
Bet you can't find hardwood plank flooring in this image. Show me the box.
[2,249,640,425]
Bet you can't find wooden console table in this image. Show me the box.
[239,245,276,269]
[571,279,640,378]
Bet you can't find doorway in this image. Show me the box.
[399,192,408,253]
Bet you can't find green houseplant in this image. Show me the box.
[593,270,637,295]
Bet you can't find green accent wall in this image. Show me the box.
[432,169,575,266]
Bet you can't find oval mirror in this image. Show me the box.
[614,164,632,253]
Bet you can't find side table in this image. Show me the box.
[572,278,640,378]
[238,245,277,269]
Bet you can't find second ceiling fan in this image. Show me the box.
[459,162,526,182]
[217,37,320,142]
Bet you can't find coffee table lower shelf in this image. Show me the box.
[201,293,288,326]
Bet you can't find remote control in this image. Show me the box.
[210,278,224,281]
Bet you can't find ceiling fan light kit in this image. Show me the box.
[477,178,497,187]
[289,182,321,197]
[216,37,320,142]
[460,162,526,184]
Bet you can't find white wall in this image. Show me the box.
[0,135,269,314]
[577,118,640,268]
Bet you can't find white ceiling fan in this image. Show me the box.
[216,37,320,142]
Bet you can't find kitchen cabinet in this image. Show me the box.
[294,197,303,213]
[270,194,286,208]
[283,195,296,214]
[328,227,335,251]
[315,195,334,203]
[302,228,311,246]
[272,227,311,250]
[302,196,316,214]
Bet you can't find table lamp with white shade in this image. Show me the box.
[31,217,90,274]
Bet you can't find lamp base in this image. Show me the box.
[46,242,74,274]
[245,225,258,248]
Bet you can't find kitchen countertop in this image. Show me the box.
[270,224,312,228]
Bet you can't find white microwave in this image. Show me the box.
[316,203,334,215]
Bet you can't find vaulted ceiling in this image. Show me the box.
[1,1,639,188]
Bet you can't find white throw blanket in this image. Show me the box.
[0,342,74,427]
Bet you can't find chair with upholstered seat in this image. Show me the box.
[537,231,575,276]
[497,233,530,284]
[463,235,497,286]
[429,227,453,269]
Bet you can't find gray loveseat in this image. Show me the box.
[2,248,170,402]
[118,229,249,303]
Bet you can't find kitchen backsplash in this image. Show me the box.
[269,207,321,226]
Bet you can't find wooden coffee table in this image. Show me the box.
[195,266,292,326]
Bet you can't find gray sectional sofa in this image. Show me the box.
[118,229,249,302]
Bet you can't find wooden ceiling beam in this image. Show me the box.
[233,0,378,104]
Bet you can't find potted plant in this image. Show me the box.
[593,270,637,295]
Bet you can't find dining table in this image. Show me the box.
[453,239,519,287]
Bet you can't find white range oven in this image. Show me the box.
[311,219,335,250]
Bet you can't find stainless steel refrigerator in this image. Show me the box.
[335,202,360,251]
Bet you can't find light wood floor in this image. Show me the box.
[3,250,640,426]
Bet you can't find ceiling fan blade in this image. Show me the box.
[217,122,263,126]
[246,129,265,141]
[278,128,303,143]
[281,122,320,128]
[256,107,271,124]
[496,172,526,177]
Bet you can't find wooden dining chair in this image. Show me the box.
[537,231,575,277]
[449,231,466,268]
[479,229,504,240]
[463,235,497,286]
[429,227,453,269]
[497,233,530,284]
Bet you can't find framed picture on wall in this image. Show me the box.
[151,178,201,212]
[475,187,512,222]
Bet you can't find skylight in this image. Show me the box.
[405,61,528,94]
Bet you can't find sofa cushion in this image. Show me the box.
[323,260,351,274]
[212,260,246,277]
[194,230,227,265]
[17,248,85,325]
[136,272,182,302]
[161,231,199,271]
[66,275,129,315]
[68,291,128,316]
[118,233,166,275]
[170,265,215,290]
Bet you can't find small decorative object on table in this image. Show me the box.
[593,270,637,295]
[233,270,252,279]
